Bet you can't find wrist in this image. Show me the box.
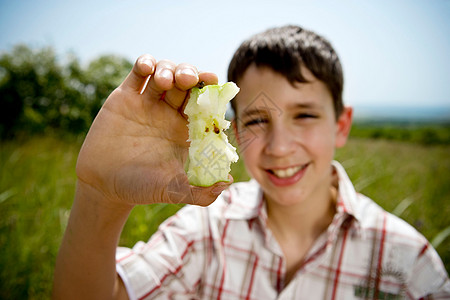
[75,179,134,215]
[70,181,134,245]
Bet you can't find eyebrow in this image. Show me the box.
[241,102,323,118]
[291,102,323,110]
[241,108,271,118]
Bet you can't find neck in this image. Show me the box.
[266,184,337,242]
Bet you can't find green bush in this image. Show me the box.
[0,45,132,139]
[350,122,450,145]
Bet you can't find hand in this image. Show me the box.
[76,55,232,208]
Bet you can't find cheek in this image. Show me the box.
[301,123,337,155]
[239,137,261,160]
[237,133,263,173]
[239,149,258,179]
[236,126,260,152]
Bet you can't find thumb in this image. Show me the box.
[165,174,233,206]
[190,176,234,206]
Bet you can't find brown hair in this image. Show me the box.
[227,25,344,119]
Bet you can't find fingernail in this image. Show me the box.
[141,58,152,66]
[158,69,173,81]
[179,68,197,77]
[141,58,155,72]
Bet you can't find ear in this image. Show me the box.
[335,106,353,148]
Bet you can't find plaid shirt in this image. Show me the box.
[116,162,449,299]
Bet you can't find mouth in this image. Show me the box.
[265,163,309,186]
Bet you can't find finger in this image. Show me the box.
[164,87,189,111]
[144,59,177,101]
[120,54,156,93]
[178,71,220,115]
[174,64,199,91]
[190,175,234,206]
[163,64,199,110]
[198,71,219,85]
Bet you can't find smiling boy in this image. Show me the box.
[231,63,350,286]
[53,25,449,299]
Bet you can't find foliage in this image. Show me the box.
[0,45,132,139]
[350,122,450,145]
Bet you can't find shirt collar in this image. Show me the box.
[331,161,364,237]
[222,179,263,220]
[332,160,362,223]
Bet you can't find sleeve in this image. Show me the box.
[115,205,211,299]
[406,242,450,299]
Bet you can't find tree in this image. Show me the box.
[84,55,133,119]
[0,45,132,139]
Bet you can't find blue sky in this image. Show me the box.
[1,0,450,114]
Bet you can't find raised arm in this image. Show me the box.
[52,55,231,300]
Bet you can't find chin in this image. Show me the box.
[262,186,308,207]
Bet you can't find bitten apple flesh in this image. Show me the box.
[184,82,240,187]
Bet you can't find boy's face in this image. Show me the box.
[233,64,352,207]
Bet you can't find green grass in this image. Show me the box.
[0,135,80,299]
[1,133,449,299]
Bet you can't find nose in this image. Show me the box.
[264,123,296,157]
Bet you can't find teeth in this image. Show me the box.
[272,165,303,178]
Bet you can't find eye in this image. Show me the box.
[295,113,317,119]
[243,117,268,127]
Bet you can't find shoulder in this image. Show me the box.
[333,161,428,250]
[333,162,449,295]
[354,194,449,295]
[355,193,429,250]
[334,161,434,260]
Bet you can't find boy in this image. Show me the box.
[53,25,449,299]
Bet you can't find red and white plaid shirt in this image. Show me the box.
[116,162,449,299]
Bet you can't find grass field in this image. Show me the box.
[1,132,449,299]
